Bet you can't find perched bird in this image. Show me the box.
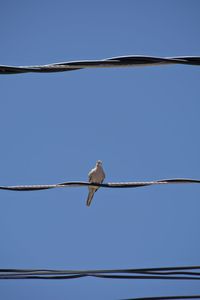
[86,160,105,207]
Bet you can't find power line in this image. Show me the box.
[1,265,200,280]
[0,178,199,192]
[0,55,200,74]
[123,295,200,300]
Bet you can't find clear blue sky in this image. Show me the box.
[0,0,200,299]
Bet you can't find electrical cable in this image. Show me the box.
[0,55,200,74]
[1,265,200,280]
[0,178,199,192]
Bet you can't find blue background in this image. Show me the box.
[0,0,200,299]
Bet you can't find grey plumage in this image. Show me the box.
[86,160,105,207]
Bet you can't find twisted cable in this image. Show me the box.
[0,178,199,192]
[0,55,200,74]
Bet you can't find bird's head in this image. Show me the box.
[96,160,103,166]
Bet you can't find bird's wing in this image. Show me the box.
[88,171,93,182]
[88,167,95,182]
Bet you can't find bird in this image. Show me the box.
[86,160,105,207]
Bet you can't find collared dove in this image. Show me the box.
[86,160,105,207]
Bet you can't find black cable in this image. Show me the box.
[1,266,200,280]
[1,274,200,280]
[91,274,200,280]
[0,274,86,280]
[0,178,199,192]
[2,265,200,274]
[122,295,200,300]
[0,55,200,74]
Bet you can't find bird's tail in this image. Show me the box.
[86,189,96,207]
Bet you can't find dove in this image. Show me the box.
[86,160,105,207]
